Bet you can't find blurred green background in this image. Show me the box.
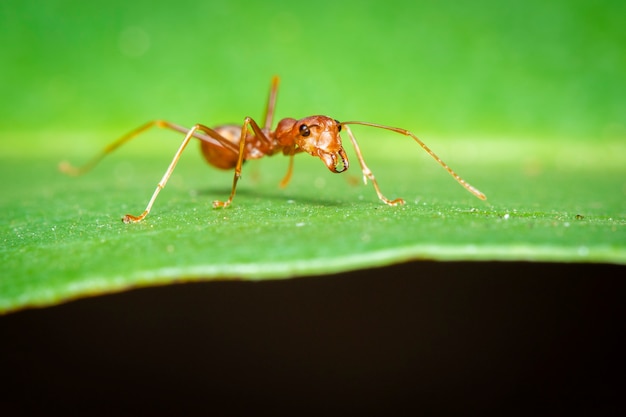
[1,0,624,142]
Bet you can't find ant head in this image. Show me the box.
[276,116,348,173]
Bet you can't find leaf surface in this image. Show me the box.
[1,133,624,313]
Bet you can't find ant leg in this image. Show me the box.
[279,153,294,188]
[122,125,199,223]
[341,121,487,201]
[59,120,229,176]
[212,117,252,209]
[123,123,239,223]
[343,125,405,206]
[262,76,280,130]
[212,117,269,208]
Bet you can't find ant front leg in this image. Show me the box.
[278,148,305,188]
[343,125,405,206]
[279,153,295,188]
[341,120,486,201]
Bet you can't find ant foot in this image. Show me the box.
[122,213,145,223]
[212,200,230,209]
[59,161,80,176]
[385,197,405,206]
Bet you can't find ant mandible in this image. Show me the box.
[60,76,486,223]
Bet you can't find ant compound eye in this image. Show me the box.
[299,124,311,137]
[335,120,342,132]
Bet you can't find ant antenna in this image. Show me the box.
[340,121,487,200]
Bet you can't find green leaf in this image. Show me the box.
[2,0,625,313]
[1,132,625,313]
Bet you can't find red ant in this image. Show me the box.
[60,76,486,223]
